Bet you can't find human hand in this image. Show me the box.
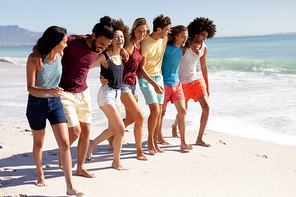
[31,51,44,69]
[120,48,129,62]
[48,87,64,97]
[154,84,164,94]
[100,75,109,85]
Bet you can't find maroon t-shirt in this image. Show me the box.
[59,35,98,93]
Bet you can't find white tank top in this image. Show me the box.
[179,43,206,84]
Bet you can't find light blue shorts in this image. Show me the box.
[121,83,137,96]
[138,75,164,105]
[97,85,121,107]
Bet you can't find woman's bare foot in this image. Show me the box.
[76,168,95,178]
[157,138,170,145]
[155,145,165,153]
[67,188,84,196]
[181,143,193,150]
[196,140,211,147]
[172,125,179,138]
[137,152,148,161]
[147,142,157,155]
[107,136,114,151]
[112,162,129,171]
[86,140,94,161]
[36,174,46,187]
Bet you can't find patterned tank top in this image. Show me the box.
[122,47,142,87]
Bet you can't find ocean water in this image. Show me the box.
[1,34,296,146]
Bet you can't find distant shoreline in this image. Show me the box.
[0,32,296,46]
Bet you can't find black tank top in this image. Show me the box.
[100,51,124,89]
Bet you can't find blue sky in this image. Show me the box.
[1,0,296,37]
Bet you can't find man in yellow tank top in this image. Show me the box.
[138,14,171,154]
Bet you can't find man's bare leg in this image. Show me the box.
[196,95,211,147]
[69,123,95,178]
[147,103,162,154]
[157,104,170,146]
[173,101,192,150]
[172,114,179,138]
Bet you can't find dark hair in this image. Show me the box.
[92,16,114,39]
[111,18,129,45]
[37,26,67,58]
[152,14,171,32]
[188,17,216,39]
[167,25,188,45]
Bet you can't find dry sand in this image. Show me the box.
[0,62,296,197]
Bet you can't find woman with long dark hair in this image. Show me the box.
[26,26,83,196]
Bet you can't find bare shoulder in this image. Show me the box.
[124,41,134,56]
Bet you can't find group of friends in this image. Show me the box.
[25,14,216,196]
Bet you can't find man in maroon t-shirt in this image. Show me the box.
[32,16,114,178]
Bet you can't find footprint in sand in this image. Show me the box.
[0,167,16,172]
[217,140,226,145]
[255,154,268,158]
[13,153,29,157]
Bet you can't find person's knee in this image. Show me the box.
[178,108,187,117]
[202,103,210,114]
[59,139,70,152]
[161,108,167,118]
[135,111,144,124]
[149,105,160,117]
[33,140,44,149]
[80,124,91,137]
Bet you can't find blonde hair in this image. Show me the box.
[129,18,150,41]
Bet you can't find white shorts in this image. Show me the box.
[97,84,121,107]
[60,88,92,127]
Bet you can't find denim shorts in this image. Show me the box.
[97,84,121,107]
[138,75,164,105]
[26,94,67,130]
[121,83,137,96]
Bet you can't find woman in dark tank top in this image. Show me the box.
[87,19,129,171]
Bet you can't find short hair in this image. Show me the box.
[37,26,67,58]
[187,17,216,39]
[167,25,188,45]
[92,16,114,39]
[111,18,129,44]
[152,14,171,32]
[129,18,150,41]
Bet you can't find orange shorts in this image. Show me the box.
[182,78,207,104]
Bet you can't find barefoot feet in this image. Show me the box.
[112,162,128,171]
[76,168,95,178]
[180,143,193,151]
[196,140,211,147]
[36,174,46,187]
[137,152,148,161]
[67,188,84,197]
[157,138,170,145]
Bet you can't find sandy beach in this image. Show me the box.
[1,62,296,197]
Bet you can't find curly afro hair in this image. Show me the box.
[187,17,216,39]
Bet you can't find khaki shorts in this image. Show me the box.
[60,88,92,127]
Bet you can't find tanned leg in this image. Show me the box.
[121,93,147,160]
[196,95,211,147]
[32,128,46,186]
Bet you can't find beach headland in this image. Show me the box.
[1,62,296,197]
